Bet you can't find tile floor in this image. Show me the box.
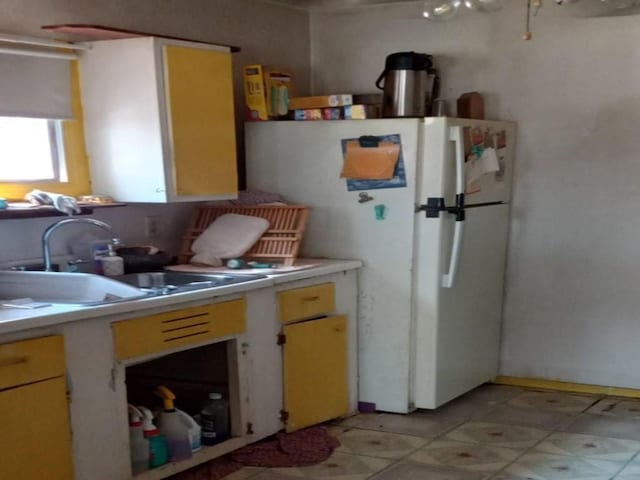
[225,385,640,480]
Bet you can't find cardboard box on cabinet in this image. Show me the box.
[293,105,368,121]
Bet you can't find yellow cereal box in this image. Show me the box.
[243,65,293,121]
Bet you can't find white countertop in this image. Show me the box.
[0,259,361,336]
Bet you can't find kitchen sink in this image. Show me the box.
[0,270,268,309]
[0,271,149,307]
[112,271,268,295]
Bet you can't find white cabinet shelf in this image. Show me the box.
[133,437,247,480]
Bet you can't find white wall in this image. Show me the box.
[0,0,310,265]
[310,2,640,389]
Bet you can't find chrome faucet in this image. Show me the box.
[42,218,121,272]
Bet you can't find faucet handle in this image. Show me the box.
[111,237,123,247]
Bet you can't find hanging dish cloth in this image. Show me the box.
[25,189,81,215]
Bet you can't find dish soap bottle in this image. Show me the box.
[101,244,124,277]
[128,405,150,474]
[154,386,192,462]
[200,392,229,445]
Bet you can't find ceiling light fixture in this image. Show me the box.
[422,0,502,20]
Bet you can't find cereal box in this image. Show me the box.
[243,65,294,121]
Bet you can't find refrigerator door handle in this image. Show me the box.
[449,126,465,197]
[442,126,467,288]
[442,220,465,288]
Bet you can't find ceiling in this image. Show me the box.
[260,0,420,12]
[261,0,640,16]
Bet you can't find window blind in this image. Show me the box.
[0,53,73,119]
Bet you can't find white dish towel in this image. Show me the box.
[190,213,270,267]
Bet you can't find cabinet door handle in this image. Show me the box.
[334,326,345,333]
[302,296,320,302]
[0,356,28,368]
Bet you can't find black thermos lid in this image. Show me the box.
[384,51,433,71]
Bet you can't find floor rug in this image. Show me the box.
[170,426,340,479]
[170,456,241,480]
[231,425,340,468]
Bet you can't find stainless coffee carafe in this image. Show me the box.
[375,52,439,118]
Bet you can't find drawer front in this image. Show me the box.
[278,283,336,324]
[0,336,66,390]
[113,299,246,360]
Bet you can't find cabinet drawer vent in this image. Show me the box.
[160,313,212,341]
[113,299,247,360]
[162,312,209,324]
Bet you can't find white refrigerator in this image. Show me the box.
[246,117,516,413]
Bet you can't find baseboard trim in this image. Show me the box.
[493,376,640,398]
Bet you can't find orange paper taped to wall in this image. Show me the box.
[340,141,400,180]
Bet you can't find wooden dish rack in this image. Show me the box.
[177,205,310,266]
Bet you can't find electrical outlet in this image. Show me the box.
[144,216,160,238]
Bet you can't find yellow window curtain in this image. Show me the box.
[0,61,91,201]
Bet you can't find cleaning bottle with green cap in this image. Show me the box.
[138,406,169,468]
[154,385,192,462]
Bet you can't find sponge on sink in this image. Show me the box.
[190,213,270,267]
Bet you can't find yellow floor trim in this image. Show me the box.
[493,376,640,399]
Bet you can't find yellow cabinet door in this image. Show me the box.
[283,315,348,432]
[164,45,238,197]
[0,377,74,480]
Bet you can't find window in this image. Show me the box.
[0,117,66,183]
[0,61,90,200]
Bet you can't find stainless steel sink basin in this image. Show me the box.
[0,271,149,307]
[0,270,268,309]
[112,271,268,295]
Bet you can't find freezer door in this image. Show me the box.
[420,118,516,207]
[412,203,510,408]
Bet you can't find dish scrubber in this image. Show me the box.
[226,258,276,269]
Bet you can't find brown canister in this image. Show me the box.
[457,92,484,119]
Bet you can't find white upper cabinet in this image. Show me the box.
[80,37,238,203]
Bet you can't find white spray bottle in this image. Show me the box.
[127,404,150,474]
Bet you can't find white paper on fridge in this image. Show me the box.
[465,147,500,188]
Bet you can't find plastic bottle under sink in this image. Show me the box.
[128,405,150,474]
[138,406,169,468]
[175,408,202,453]
[200,392,230,445]
[154,386,192,462]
